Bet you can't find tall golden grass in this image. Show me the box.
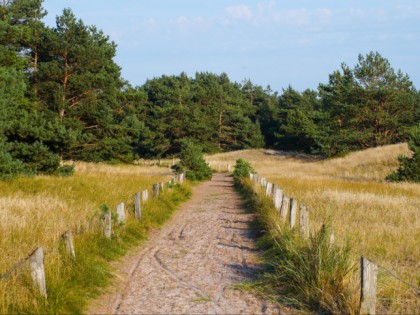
[208,143,420,313]
[0,162,175,313]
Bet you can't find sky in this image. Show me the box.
[42,0,420,92]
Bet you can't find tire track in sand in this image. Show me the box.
[88,173,284,314]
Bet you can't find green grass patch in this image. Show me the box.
[235,178,359,314]
[1,184,191,314]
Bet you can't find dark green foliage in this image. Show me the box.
[172,140,212,181]
[386,125,420,182]
[233,158,255,180]
[0,0,418,177]
[136,72,264,157]
[257,52,419,157]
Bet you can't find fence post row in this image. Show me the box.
[29,247,47,298]
[104,209,112,239]
[142,189,149,203]
[278,196,288,222]
[273,186,283,211]
[360,256,378,315]
[289,198,297,229]
[265,182,273,196]
[116,202,125,224]
[61,230,76,258]
[135,192,141,220]
[299,205,309,238]
[153,183,159,198]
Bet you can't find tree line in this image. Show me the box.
[1,0,419,179]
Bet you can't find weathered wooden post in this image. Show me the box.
[218,163,221,172]
[330,231,335,246]
[30,247,47,297]
[360,256,378,315]
[116,202,125,224]
[104,209,112,239]
[142,189,149,203]
[159,182,165,192]
[299,205,309,237]
[153,183,159,198]
[61,230,76,258]
[272,186,283,211]
[227,164,231,172]
[280,196,289,221]
[265,182,273,196]
[181,173,185,183]
[135,192,141,220]
[289,198,297,228]
[262,178,268,187]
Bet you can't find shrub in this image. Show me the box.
[172,139,212,181]
[386,125,420,182]
[233,158,255,180]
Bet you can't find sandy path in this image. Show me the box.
[88,173,283,314]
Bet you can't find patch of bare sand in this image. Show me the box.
[87,174,286,314]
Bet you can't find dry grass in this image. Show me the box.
[0,161,175,313]
[0,162,172,273]
[208,143,420,314]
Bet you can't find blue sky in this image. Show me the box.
[42,0,420,91]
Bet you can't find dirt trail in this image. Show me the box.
[88,173,283,314]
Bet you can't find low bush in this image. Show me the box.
[172,139,212,181]
[233,158,255,180]
[386,125,419,182]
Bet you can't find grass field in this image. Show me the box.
[0,161,189,314]
[207,143,420,314]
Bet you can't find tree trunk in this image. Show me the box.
[218,111,223,149]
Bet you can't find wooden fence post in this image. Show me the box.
[299,205,309,237]
[116,202,125,224]
[159,182,164,192]
[62,230,76,258]
[153,183,159,198]
[265,182,273,196]
[280,196,289,221]
[104,209,112,239]
[360,256,378,315]
[135,192,141,220]
[273,186,283,211]
[289,198,297,228]
[218,163,221,172]
[142,189,149,203]
[30,247,47,297]
[227,164,231,172]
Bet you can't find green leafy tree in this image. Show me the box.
[172,140,212,181]
[233,158,255,179]
[386,125,420,182]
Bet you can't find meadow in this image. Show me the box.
[207,143,420,313]
[0,161,189,314]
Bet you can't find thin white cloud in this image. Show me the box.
[225,5,253,20]
[143,18,157,29]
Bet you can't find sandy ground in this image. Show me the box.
[87,173,284,314]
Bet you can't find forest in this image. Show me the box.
[1,0,419,179]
